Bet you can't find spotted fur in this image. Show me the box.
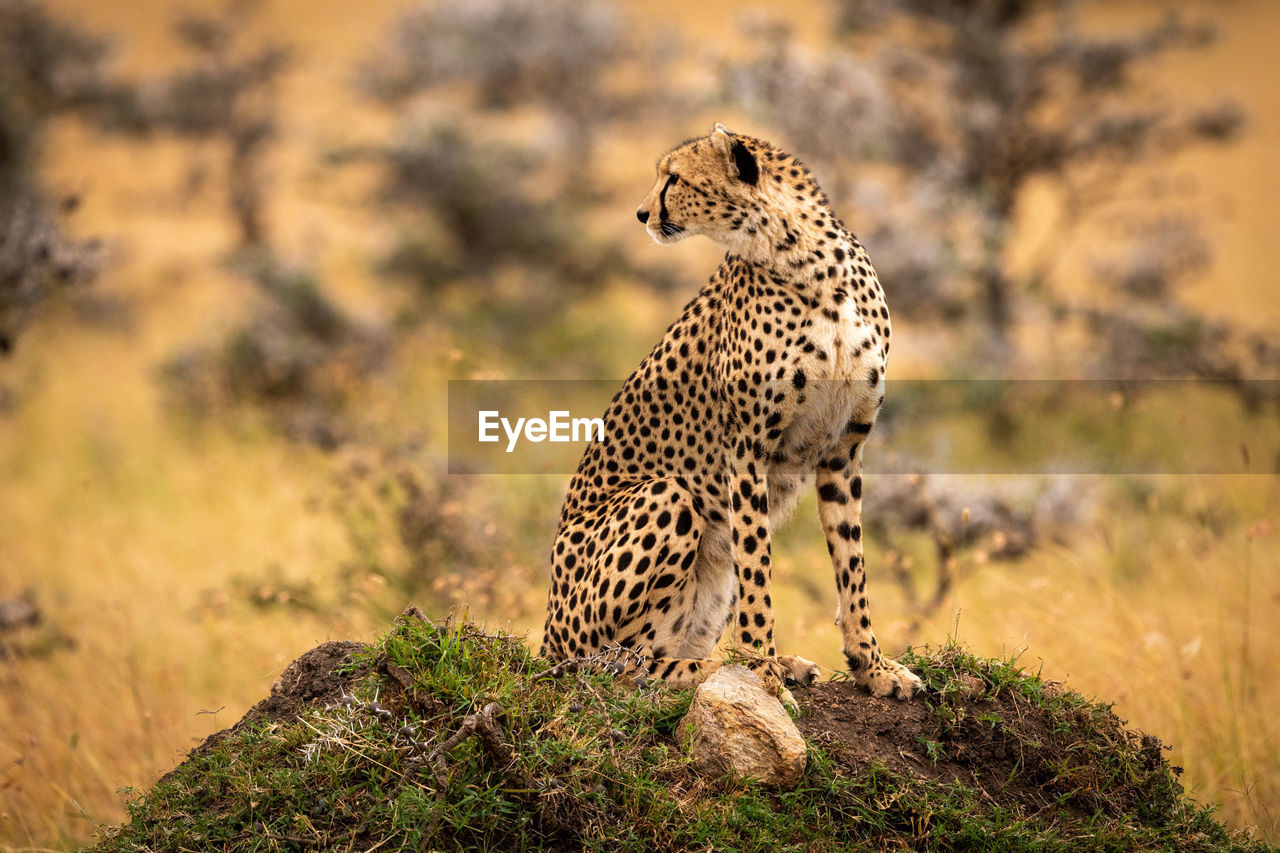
[541,124,922,699]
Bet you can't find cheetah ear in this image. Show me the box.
[709,123,734,160]
[710,123,759,186]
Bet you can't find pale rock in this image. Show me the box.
[677,665,808,788]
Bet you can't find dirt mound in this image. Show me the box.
[207,641,1168,819]
[231,640,370,732]
[173,640,1172,826]
[102,626,1244,853]
[164,640,368,779]
[795,676,1172,820]
[799,680,1049,805]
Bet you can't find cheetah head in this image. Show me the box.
[636,123,769,251]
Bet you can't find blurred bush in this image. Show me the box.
[370,123,627,306]
[357,0,640,163]
[869,474,1094,627]
[162,254,390,448]
[329,437,535,618]
[345,0,682,373]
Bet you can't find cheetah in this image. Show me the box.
[540,124,922,700]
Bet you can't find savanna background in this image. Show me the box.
[1,0,1277,848]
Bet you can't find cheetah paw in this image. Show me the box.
[856,657,923,700]
[777,686,800,715]
[742,660,806,713]
[777,654,821,687]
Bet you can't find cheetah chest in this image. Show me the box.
[766,310,882,521]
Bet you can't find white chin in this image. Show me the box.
[649,227,690,245]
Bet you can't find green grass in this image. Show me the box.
[89,616,1275,852]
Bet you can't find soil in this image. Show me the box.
[793,678,1167,819]
[796,679,1056,809]
[228,640,371,734]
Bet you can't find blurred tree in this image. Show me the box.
[96,4,399,445]
[377,124,601,281]
[867,473,1092,629]
[364,122,627,314]
[1073,216,1280,395]
[0,1,105,357]
[102,1,287,249]
[358,0,639,168]
[350,0,680,369]
[726,2,1250,373]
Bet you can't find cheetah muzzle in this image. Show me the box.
[541,123,923,701]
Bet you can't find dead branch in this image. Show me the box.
[531,645,651,683]
[427,703,516,782]
[425,701,573,834]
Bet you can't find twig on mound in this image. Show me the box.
[426,701,573,834]
[530,645,652,683]
[396,603,431,625]
[427,702,512,783]
[530,661,573,682]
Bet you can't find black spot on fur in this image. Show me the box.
[818,483,847,504]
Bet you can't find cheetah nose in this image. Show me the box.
[636,208,650,224]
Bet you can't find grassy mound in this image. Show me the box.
[90,610,1272,852]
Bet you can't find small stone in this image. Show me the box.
[677,665,808,789]
[568,701,583,713]
[954,675,984,699]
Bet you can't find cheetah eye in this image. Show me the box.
[666,173,680,187]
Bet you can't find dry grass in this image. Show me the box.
[0,305,380,847]
[2,0,1277,849]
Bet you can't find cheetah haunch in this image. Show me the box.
[541,124,922,700]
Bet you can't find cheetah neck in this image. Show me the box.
[721,187,862,302]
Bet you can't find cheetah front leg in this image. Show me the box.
[816,426,922,699]
[727,444,820,688]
